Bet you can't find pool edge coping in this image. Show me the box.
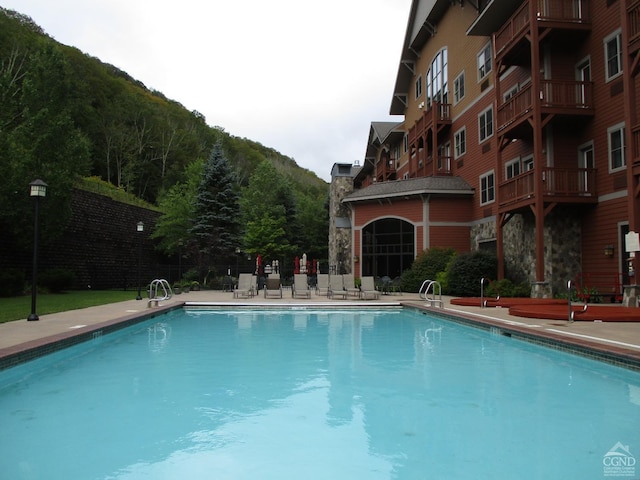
[1,300,640,373]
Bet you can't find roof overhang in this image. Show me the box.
[467,0,521,36]
[343,177,475,204]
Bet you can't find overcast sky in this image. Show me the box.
[4,0,411,182]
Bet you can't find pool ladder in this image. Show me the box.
[419,279,443,308]
[148,279,173,308]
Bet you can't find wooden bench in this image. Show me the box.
[574,272,623,303]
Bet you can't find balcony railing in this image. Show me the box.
[632,124,640,165]
[499,167,597,207]
[628,1,640,53]
[497,80,593,132]
[408,102,451,144]
[496,0,590,56]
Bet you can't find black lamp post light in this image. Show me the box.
[28,179,47,321]
[136,221,144,300]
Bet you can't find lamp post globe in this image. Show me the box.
[136,221,144,300]
[28,179,47,321]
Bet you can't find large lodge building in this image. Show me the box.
[329,0,640,297]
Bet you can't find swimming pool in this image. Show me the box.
[1,307,638,479]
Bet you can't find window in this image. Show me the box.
[478,106,494,143]
[437,142,451,172]
[403,134,408,154]
[505,157,521,179]
[426,48,448,107]
[415,75,423,99]
[477,42,492,80]
[604,30,622,81]
[480,171,495,205]
[523,155,534,171]
[454,127,466,158]
[503,84,519,102]
[608,123,626,171]
[454,71,465,104]
[578,142,594,193]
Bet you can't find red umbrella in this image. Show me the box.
[256,254,262,275]
[294,256,300,274]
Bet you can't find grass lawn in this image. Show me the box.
[0,290,137,324]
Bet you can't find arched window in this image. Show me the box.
[426,48,448,107]
[361,218,415,278]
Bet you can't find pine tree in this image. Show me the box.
[189,142,240,276]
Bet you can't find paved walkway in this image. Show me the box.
[1,290,639,368]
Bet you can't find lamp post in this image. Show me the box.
[235,247,241,278]
[136,221,144,300]
[28,179,47,321]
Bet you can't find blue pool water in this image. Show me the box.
[0,308,639,479]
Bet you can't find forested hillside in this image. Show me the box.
[0,8,329,268]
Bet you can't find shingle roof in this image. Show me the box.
[343,176,474,203]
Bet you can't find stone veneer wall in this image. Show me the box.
[470,207,581,297]
[328,174,354,274]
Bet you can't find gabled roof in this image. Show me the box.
[343,176,474,204]
[365,121,405,160]
[390,0,456,115]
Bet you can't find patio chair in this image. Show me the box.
[360,276,380,300]
[233,273,254,298]
[342,274,360,298]
[292,274,311,298]
[263,276,282,298]
[328,274,347,299]
[315,273,329,296]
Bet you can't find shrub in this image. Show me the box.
[39,268,76,293]
[401,247,456,293]
[0,268,26,297]
[447,251,497,297]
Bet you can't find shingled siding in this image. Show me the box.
[2,189,165,290]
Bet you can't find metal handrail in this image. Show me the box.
[148,278,173,307]
[419,279,443,308]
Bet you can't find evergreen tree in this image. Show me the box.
[240,161,297,258]
[188,142,241,277]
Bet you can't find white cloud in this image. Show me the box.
[3,0,410,181]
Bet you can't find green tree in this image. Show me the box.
[0,43,90,249]
[240,161,297,259]
[151,158,202,255]
[189,142,241,276]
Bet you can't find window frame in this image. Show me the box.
[415,74,423,100]
[478,106,494,143]
[477,42,492,81]
[608,122,626,172]
[505,157,521,179]
[480,170,496,206]
[604,29,622,82]
[454,127,466,159]
[454,71,465,104]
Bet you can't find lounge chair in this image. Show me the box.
[328,275,347,299]
[264,276,282,298]
[233,273,254,298]
[315,273,329,296]
[360,276,380,300]
[292,274,311,298]
[343,274,360,298]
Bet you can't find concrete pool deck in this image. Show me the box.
[1,289,640,369]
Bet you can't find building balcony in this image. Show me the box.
[376,159,397,182]
[498,167,598,212]
[629,0,640,56]
[407,102,451,144]
[632,124,640,175]
[497,80,594,135]
[495,0,591,67]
